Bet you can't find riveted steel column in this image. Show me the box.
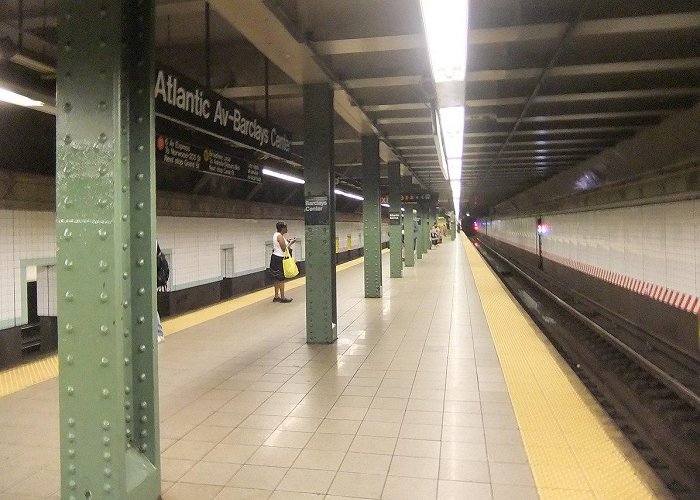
[304,83,337,343]
[403,208,415,267]
[426,203,434,250]
[362,135,382,297]
[450,212,457,240]
[388,162,402,278]
[423,202,432,252]
[416,204,424,260]
[57,2,160,499]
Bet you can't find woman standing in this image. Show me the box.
[270,221,296,303]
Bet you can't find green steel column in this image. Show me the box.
[304,83,337,343]
[361,135,382,297]
[424,204,432,252]
[450,212,457,240]
[403,208,415,267]
[416,205,424,260]
[57,1,160,499]
[388,162,402,278]
[425,204,432,251]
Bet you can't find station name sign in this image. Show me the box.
[305,196,330,225]
[154,66,293,161]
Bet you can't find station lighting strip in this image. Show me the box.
[420,0,468,219]
[262,167,366,201]
[0,87,44,107]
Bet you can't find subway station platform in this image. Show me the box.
[0,237,667,499]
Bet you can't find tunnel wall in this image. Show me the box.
[482,197,699,356]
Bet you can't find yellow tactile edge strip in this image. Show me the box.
[0,250,385,398]
[461,234,669,500]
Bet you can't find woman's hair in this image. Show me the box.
[276,221,287,232]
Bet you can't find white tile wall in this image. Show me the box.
[37,265,57,317]
[537,199,699,302]
[0,210,56,327]
[0,211,14,326]
[487,217,536,253]
[1,209,390,326]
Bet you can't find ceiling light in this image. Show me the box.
[450,180,461,200]
[439,106,464,159]
[433,110,449,180]
[261,167,304,184]
[381,203,390,208]
[0,87,44,107]
[420,0,468,83]
[448,158,462,181]
[334,189,363,201]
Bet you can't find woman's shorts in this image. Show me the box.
[269,254,285,281]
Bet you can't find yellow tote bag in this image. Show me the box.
[282,249,299,278]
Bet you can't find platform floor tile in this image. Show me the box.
[461,234,669,499]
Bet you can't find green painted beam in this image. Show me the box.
[403,208,415,267]
[388,162,402,278]
[57,1,160,499]
[303,84,337,343]
[362,135,382,297]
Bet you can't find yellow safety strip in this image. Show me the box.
[461,234,666,499]
[0,250,385,398]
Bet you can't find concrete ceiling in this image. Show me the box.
[0,0,699,213]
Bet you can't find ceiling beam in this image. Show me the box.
[219,84,301,99]
[344,75,423,89]
[518,109,675,122]
[296,57,700,93]
[376,116,432,125]
[468,57,700,82]
[364,103,429,112]
[312,12,700,55]
[465,87,700,107]
[217,65,700,100]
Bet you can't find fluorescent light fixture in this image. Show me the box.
[401,208,406,212]
[439,106,464,159]
[334,188,363,201]
[420,0,468,83]
[381,203,390,208]
[450,180,461,200]
[448,158,462,181]
[261,167,304,184]
[0,87,44,107]
[434,111,449,180]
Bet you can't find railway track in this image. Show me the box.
[472,237,700,499]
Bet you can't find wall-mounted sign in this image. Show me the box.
[154,66,293,162]
[305,196,329,225]
[389,212,401,225]
[380,193,433,204]
[156,135,261,184]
